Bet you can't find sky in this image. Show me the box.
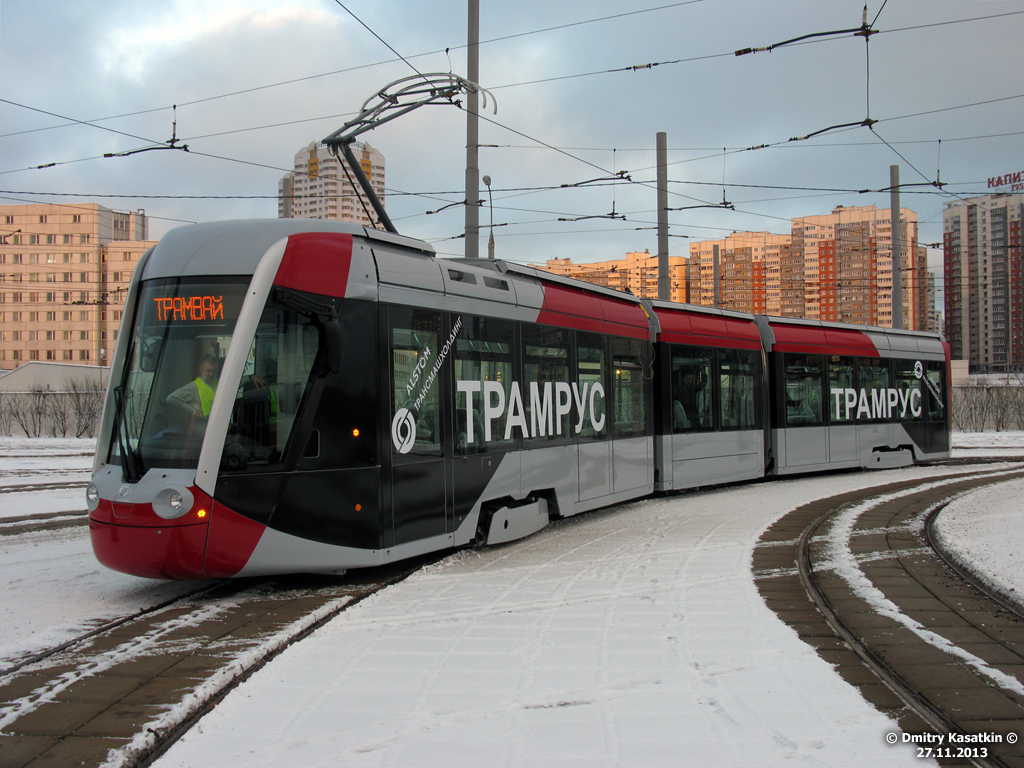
[1,0,1022,275]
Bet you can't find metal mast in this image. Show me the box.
[465,0,481,258]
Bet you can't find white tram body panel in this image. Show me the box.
[757,316,950,476]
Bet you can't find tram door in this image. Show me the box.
[782,354,827,467]
[387,308,451,547]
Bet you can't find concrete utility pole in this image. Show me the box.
[713,244,721,308]
[890,164,903,330]
[656,132,670,301]
[464,0,480,259]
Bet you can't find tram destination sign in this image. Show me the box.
[152,295,225,323]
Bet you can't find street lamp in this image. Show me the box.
[483,175,495,259]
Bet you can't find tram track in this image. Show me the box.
[755,462,1024,768]
[0,509,88,536]
[0,557,438,768]
[0,480,86,494]
[0,478,89,535]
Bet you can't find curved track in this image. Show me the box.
[755,463,1024,767]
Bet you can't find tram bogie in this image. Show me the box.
[88,220,952,579]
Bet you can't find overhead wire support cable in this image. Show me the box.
[557,196,627,222]
[734,17,875,57]
[560,171,632,188]
[103,106,189,158]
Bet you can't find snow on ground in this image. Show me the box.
[0,437,197,665]
[950,430,1024,456]
[157,465,1008,768]
[933,476,1024,608]
[0,436,94,520]
[1,434,1022,767]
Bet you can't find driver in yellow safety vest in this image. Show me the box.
[167,355,220,418]
[168,355,277,425]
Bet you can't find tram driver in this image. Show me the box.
[167,354,270,419]
[167,355,221,418]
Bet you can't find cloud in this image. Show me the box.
[104,0,341,81]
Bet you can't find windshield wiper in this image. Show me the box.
[113,385,143,483]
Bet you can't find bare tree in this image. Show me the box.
[9,388,50,437]
[0,393,14,436]
[989,384,1017,432]
[951,385,992,432]
[1007,374,1024,432]
[63,377,105,438]
[49,390,72,437]
[951,386,972,431]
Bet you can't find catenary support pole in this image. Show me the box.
[713,244,720,308]
[890,164,903,329]
[465,0,480,259]
[657,132,670,301]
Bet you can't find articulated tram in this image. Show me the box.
[88,220,950,579]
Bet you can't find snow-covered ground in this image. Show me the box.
[1,434,1022,767]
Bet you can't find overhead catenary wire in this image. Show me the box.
[0,1,709,143]
[0,4,1018,259]
[3,4,1017,151]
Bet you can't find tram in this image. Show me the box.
[88,220,951,579]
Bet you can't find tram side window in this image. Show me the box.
[454,315,516,454]
[227,309,319,467]
[576,333,607,442]
[719,349,757,430]
[857,358,890,423]
[522,324,570,446]
[893,359,924,422]
[391,308,443,455]
[828,356,856,424]
[784,355,824,427]
[612,338,648,439]
[670,346,713,432]
[926,362,946,422]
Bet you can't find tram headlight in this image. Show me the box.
[153,487,195,520]
[86,484,99,511]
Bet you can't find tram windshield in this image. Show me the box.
[110,277,249,474]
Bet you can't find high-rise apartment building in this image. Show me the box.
[688,233,792,315]
[0,204,154,370]
[278,141,385,225]
[543,251,689,304]
[690,206,927,330]
[792,205,925,329]
[943,192,1024,372]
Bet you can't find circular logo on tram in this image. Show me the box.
[913,361,924,380]
[391,408,417,454]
